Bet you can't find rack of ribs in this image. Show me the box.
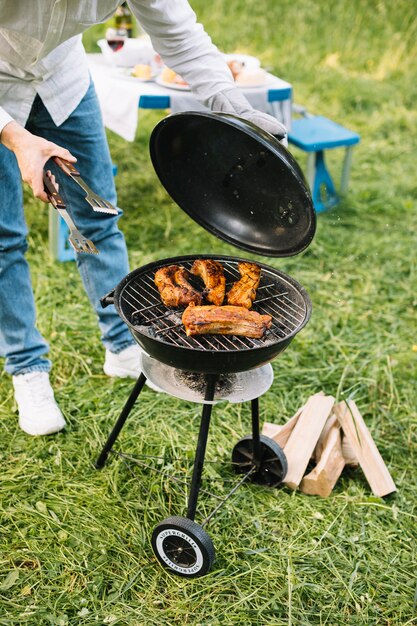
[182,303,272,338]
[190,259,226,306]
[226,262,261,309]
[154,265,203,307]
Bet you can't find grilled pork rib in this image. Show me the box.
[190,259,226,306]
[154,265,203,307]
[182,303,272,338]
[226,262,261,309]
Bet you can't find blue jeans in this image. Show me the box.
[0,80,135,376]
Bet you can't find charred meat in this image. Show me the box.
[182,303,272,338]
[226,262,261,309]
[190,259,226,306]
[154,265,203,307]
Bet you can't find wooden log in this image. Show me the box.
[313,413,338,462]
[262,422,283,440]
[283,393,335,489]
[262,407,301,448]
[300,423,345,497]
[262,392,325,449]
[342,436,359,467]
[334,400,396,497]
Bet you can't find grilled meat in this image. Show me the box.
[174,267,198,292]
[182,303,272,338]
[190,259,226,306]
[226,262,261,309]
[155,265,203,307]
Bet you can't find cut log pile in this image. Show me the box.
[262,393,396,497]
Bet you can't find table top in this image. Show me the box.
[87,53,292,141]
[289,116,361,151]
[87,53,292,100]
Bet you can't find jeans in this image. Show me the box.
[0,80,135,376]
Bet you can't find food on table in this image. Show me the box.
[226,262,261,309]
[154,265,203,307]
[131,63,152,79]
[234,68,268,86]
[160,67,176,82]
[190,259,226,306]
[160,59,265,88]
[182,303,272,338]
[227,59,244,80]
[160,66,188,86]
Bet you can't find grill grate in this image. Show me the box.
[119,258,307,353]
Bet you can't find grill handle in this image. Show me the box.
[53,156,81,177]
[43,171,66,209]
[100,289,115,308]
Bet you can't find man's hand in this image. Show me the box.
[209,88,288,146]
[0,121,76,202]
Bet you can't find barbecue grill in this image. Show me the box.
[95,112,316,577]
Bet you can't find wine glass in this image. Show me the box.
[105,28,128,52]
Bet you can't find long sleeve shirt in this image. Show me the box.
[0,0,235,134]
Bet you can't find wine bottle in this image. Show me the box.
[114,2,133,38]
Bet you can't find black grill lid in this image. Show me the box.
[149,111,316,257]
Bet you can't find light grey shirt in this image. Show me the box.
[0,0,235,133]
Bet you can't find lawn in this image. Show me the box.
[1,1,416,624]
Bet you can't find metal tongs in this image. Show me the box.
[53,157,118,215]
[43,171,98,255]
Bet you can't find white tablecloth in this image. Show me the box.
[87,54,292,142]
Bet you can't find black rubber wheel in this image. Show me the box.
[232,434,288,487]
[151,516,215,577]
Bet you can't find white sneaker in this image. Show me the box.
[103,344,163,392]
[12,371,66,436]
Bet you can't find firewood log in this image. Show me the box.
[334,400,396,497]
[283,393,335,489]
[300,423,345,497]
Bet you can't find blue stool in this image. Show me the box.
[49,163,118,261]
[288,115,360,213]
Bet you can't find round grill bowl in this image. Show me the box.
[109,255,311,374]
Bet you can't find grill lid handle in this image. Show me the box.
[100,289,115,308]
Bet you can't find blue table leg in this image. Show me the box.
[341,146,354,195]
[312,150,338,213]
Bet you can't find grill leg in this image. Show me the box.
[95,373,147,469]
[186,374,218,521]
[251,397,262,466]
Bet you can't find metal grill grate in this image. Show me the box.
[119,258,307,353]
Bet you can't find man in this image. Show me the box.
[0,1,286,436]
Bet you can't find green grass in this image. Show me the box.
[1,1,417,624]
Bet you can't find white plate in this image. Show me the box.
[111,67,155,82]
[154,74,269,90]
[234,77,270,88]
[155,75,190,91]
